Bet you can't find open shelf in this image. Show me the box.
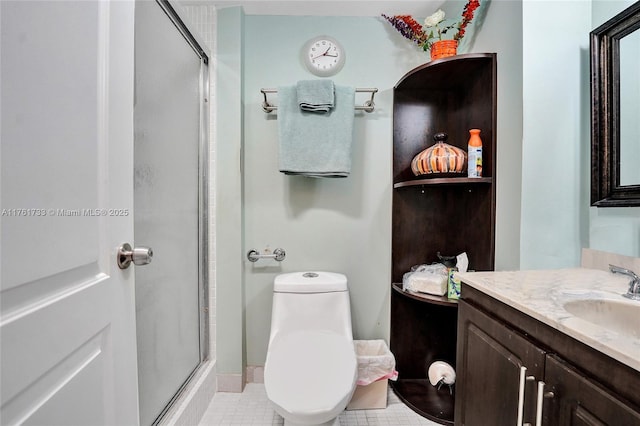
[392,283,458,307]
[391,379,454,425]
[394,177,492,189]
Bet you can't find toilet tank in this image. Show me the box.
[269,272,353,344]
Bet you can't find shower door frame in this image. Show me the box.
[142,1,210,424]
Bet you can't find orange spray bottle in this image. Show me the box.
[467,129,483,178]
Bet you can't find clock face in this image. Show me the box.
[303,36,345,77]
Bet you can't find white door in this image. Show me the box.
[1,2,139,425]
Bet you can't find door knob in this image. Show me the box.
[117,243,153,269]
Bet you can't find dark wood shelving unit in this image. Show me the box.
[390,53,497,425]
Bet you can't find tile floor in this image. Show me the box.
[198,383,440,425]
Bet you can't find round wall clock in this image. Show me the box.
[302,35,346,77]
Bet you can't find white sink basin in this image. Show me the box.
[563,298,640,339]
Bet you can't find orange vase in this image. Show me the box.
[430,40,458,61]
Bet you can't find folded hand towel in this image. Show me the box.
[296,79,334,113]
[278,84,355,178]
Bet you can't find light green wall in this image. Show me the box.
[521,0,592,269]
[242,15,400,367]
[588,1,640,257]
[239,1,523,366]
[215,7,246,376]
[520,0,640,269]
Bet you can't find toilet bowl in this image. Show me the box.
[264,272,357,425]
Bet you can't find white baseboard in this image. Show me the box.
[216,373,245,392]
[246,366,264,383]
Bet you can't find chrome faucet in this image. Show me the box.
[609,264,640,300]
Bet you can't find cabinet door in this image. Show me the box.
[456,300,546,426]
[543,355,640,426]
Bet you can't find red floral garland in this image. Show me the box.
[455,0,481,40]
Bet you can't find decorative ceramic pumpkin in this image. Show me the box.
[411,132,467,176]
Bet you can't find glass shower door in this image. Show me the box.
[134,1,205,424]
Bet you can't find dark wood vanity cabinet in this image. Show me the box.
[544,355,640,426]
[456,286,640,426]
[390,54,497,425]
[455,298,544,426]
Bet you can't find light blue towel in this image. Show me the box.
[296,80,334,113]
[278,84,355,178]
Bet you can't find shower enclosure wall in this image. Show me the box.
[134,1,210,424]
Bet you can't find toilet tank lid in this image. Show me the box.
[274,271,348,293]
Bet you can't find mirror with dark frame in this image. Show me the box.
[591,1,640,207]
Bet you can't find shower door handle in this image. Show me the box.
[117,243,154,269]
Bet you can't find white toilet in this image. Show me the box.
[264,271,357,426]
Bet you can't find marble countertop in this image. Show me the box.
[456,268,640,372]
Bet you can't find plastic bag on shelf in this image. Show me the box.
[402,263,449,296]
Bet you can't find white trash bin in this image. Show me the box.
[347,340,398,410]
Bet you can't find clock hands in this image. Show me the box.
[312,46,338,59]
[312,52,338,59]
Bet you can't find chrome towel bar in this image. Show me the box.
[260,87,378,113]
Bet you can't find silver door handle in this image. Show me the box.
[517,366,527,426]
[117,243,153,269]
[518,366,536,426]
[534,380,554,426]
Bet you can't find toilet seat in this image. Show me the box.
[265,330,357,422]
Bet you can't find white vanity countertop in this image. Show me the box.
[456,268,640,372]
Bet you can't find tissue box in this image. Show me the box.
[447,269,461,299]
[346,379,388,410]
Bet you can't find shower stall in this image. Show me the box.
[134,1,209,424]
